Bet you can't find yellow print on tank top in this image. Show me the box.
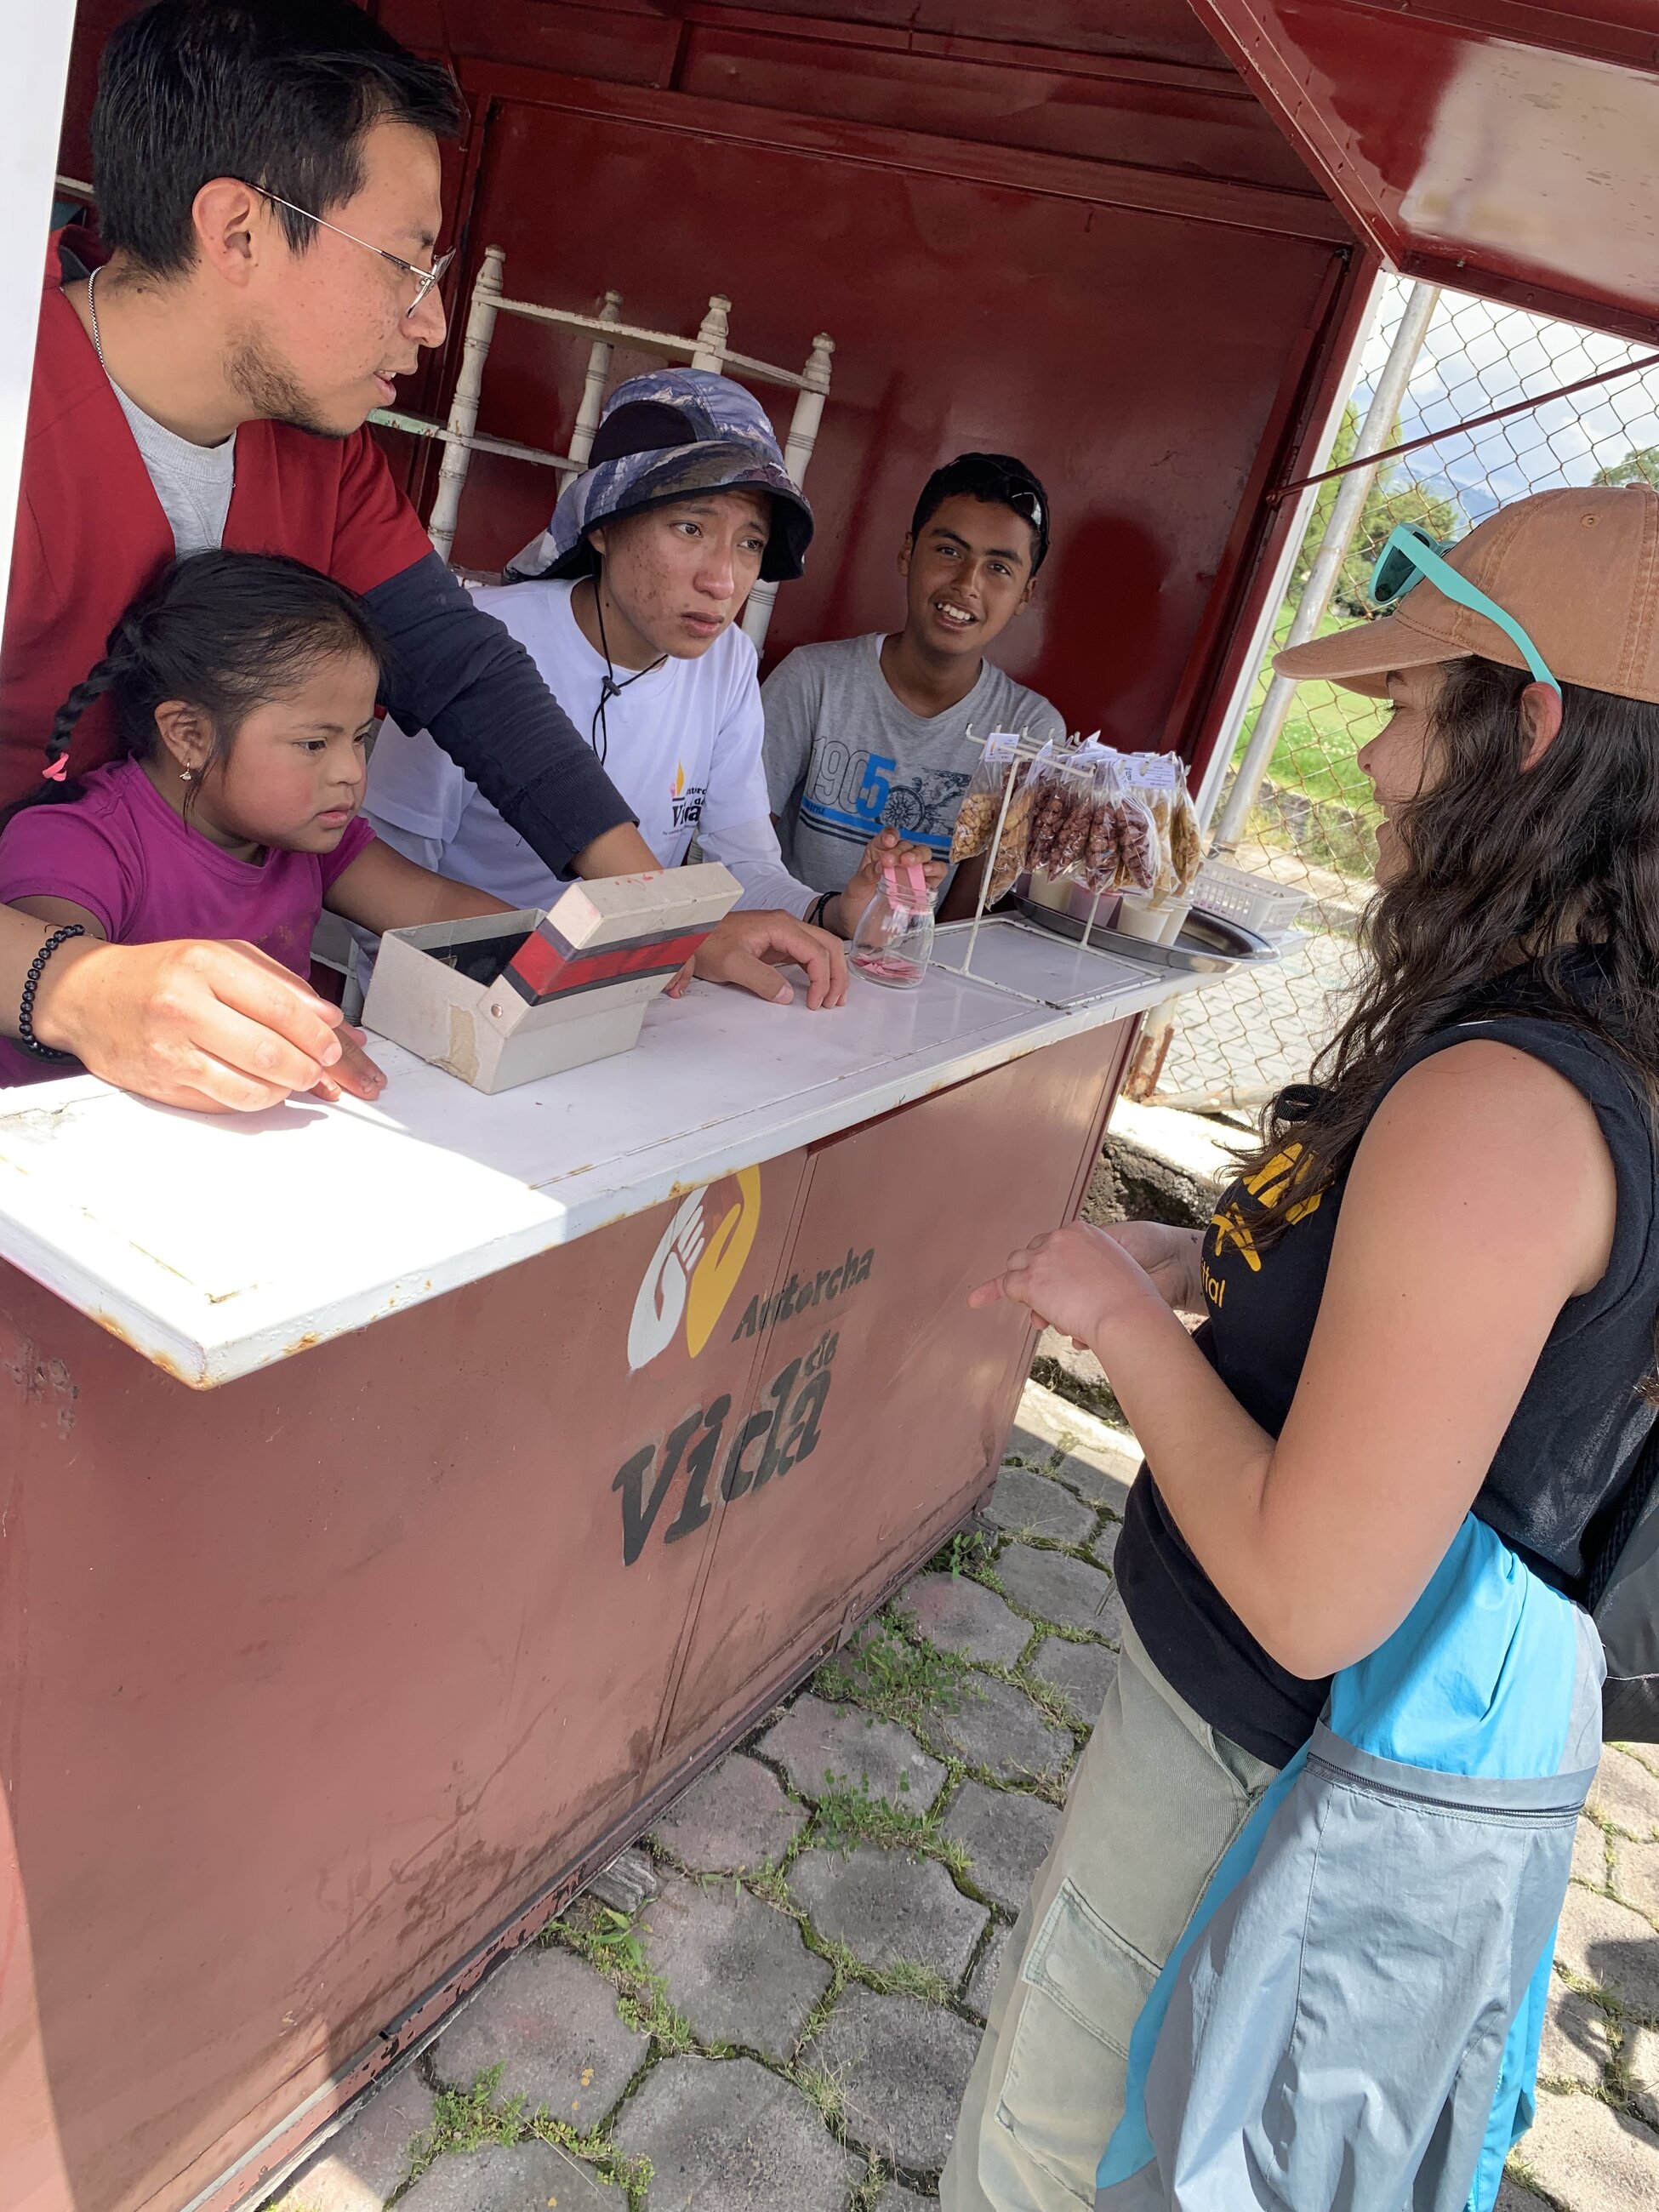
[1207,1143,1324,1280]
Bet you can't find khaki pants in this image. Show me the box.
[941,1617,1279,2211]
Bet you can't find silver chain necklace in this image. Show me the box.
[87,262,108,372]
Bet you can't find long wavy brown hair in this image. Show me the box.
[1240,654,1659,1225]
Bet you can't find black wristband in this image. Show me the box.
[19,923,86,1061]
[808,890,835,931]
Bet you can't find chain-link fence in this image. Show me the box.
[1149,273,1659,1112]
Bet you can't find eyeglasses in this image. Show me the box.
[1370,523,1559,694]
[254,187,454,319]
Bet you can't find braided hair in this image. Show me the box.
[26,549,388,821]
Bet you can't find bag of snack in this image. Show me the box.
[1023,744,1071,876]
[1120,754,1180,902]
[1111,769,1160,898]
[985,760,1040,903]
[1170,760,1203,895]
[949,730,1025,863]
[1071,758,1120,898]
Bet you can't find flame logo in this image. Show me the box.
[672,761,686,799]
[686,1167,761,1356]
[627,1167,763,1371]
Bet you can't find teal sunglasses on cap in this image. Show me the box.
[1370,522,1560,696]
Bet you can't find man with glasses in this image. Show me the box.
[0,0,825,1111]
[765,452,1065,917]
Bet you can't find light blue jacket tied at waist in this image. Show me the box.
[1097,1515,1605,2211]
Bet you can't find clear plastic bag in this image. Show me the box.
[985,767,1039,903]
[1076,762,1122,898]
[949,730,1024,863]
[1121,755,1178,902]
[1025,746,1073,877]
[1114,788,1159,896]
[1170,761,1202,895]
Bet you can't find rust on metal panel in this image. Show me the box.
[85,1306,201,1388]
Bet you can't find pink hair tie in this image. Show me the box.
[41,756,68,784]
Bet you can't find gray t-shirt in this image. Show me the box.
[111,380,237,556]
[763,632,1064,892]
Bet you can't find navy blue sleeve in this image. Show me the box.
[363,552,636,876]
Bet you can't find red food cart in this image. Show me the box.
[3,6,1656,2210]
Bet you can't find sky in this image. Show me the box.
[1348,273,1659,523]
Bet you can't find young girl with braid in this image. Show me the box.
[0,550,511,1086]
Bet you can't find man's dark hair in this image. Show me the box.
[911,452,1051,573]
[91,1,465,277]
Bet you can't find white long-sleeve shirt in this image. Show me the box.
[362,577,816,921]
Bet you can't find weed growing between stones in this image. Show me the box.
[929,1528,999,1582]
[1004,1665,1090,1743]
[813,1609,983,1728]
[744,1856,795,1908]
[845,2158,894,2209]
[812,1770,972,1878]
[543,1909,699,2060]
[401,2061,653,2203]
[795,2061,848,2129]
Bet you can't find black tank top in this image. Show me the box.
[1116,1003,1659,1767]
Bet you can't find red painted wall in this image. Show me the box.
[60,2,1369,774]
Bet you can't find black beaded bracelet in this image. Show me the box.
[19,923,86,1061]
[808,890,835,930]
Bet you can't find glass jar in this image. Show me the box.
[850,861,935,989]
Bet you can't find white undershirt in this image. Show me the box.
[109,379,237,556]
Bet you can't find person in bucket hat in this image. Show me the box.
[507,366,816,585]
[362,369,942,998]
[944,486,1659,2212]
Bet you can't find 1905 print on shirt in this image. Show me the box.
[798,737,971,856]
[616,1168,875,1565]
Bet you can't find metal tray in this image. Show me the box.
[1016,897,1275,973]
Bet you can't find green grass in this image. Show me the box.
[1230,602,1386,881]
[929,1527,999,1582]
[402,2062,654,2203]
[812,1769,973,1876]
[812,1608,981,1726]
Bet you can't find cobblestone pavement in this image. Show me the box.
[1156,926,1360,1114]
[268,1382,1659,2212]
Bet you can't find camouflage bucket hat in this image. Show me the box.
[506,368,815,584]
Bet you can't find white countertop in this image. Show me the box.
[0,926,1212,1387]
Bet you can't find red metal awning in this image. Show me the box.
[1189,1,1659,344]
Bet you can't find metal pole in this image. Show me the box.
[428,246,505,562]
[1211,279,1440,852]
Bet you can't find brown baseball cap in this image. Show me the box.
[1274,482,1659,703]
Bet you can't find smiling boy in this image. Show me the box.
[765,453,1064,915]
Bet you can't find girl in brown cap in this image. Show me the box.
[947,485,1659,2212]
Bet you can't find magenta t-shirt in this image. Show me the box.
[0,759,373,1083]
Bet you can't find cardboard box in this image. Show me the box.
[362,864,742,1093]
